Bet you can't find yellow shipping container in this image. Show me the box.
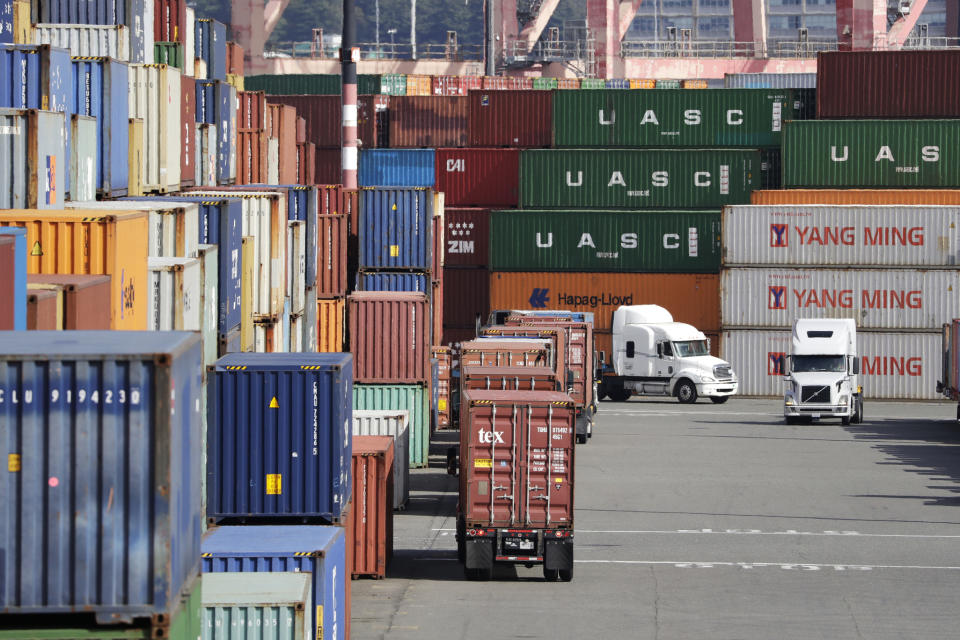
[0,210,148,330]
[317,297,344,352]
[751,189,960,206]
[240,236,255,352]
[128,119,144,197]
[629,79,656,89]
[12,0,31,44]
[405,74,432,96]
[226,73,244,92]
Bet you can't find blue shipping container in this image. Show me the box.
[0,331,203,619]
[359,149,435,187]
[359,187,433,270]
[215,81,234,184]
[0,0,12,45]
[207,352,353,522]
[358,271,430,293]
[36,0,126,24]
[195,79,215,124]
[284,184,318,287]
[0,227,26,330]
[195,18,227,82]
[72,57,129,197]
[201,525,347,640]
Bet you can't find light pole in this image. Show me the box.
[375,0,380,58]
[387,28,397,57]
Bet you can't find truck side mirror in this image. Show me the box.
[782,355,790,377]
[656,343,662,359]
[852,358,860,375]
[626,341,635,359]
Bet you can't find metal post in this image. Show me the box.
[411,0,417,59]
[486,0,496,75]
[341,0,358,189]
[375,0,380,58]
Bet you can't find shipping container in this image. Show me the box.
[0,109,66,209]
[297,141,315,185]
[195,244,219,367]
[236,129,267,184]
[153,41,183,69]
[460,365,559,392]
[723,204,960,266]
[721,267,960,330]
[0,331,203,617]
[180,73,195,186]
[533,77,558,90]
[724,72,817,89]
[194,19,226,81]
[0,227,26,330]
[490,271,721,332]
[245,73,339,95]
[34,24,130,60]
[266,103,297,183]
[751,189,960,206]
[207,352,353,522]
[226,40,243,75]
[443,267,489,327]
[238,91,267,132]
[358,271,430,293]
[27,274,111,329]
[350,436,395,578]
[481,76,533,90]
[11,0,27,45]
[202,572,311,640]
[0,44,73,112]
[265,94,383,150]
[817,50,960,119]
[70,57,129,196]
[459,339,552,369]
[317,297,344,352]
[434,148,520,208]
[67,199,199,258]
[553,89,813,148]
[940,320,960,404]
[353,383,429,468]
[182,5,193,72]
[352,412,409,510]
[147,256,201,331]
[0,209,148,329]
[491,209,721,272]
[317,214,348,297]
[201,525,347,640]
[359,149,435,188]
[240,236,254,351]
[67,114,95,201]
[782,120,960,189]
[432,346,452,428]
[220,82,237,184]
[359,187,433,270]
[349,291,430,384]
[0,0,13,45]
[287,219,306,314]
[721,329,941,400]
[128,63,181,192]
[521,148,761,209]
[314,148,341,185]
[438,208,492,268]
[442,326,476,346]
[197,123,216,185]
[389,96,468,148]
[155,0,187,44]
[469,89,552,147]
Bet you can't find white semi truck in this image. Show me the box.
[783,318,863,425]
[599,305,738,404]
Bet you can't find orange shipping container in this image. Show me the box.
[0,210,148,330]
[267,104,298,184]
[750,189,960,206]
[317,297,344,352]
[351,435,394,579]
[405,75,432,96]
[489,272,720,333]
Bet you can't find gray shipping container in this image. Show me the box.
[724,73,817,89]
[202,573,312,640]
[68,114,97,202]
[352,409,411,510]
[0,109,66,209]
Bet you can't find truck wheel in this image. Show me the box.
[613,388,632,402]
[675,380,698,404]
[841,414,852,425]
[543,566,560,582]
[785,416,800,425]
[709,396,729,404]
[855,397,864,424]
[576,433,587,445]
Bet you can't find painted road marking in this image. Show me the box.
[575,560,960,571]
[430,528,960,539]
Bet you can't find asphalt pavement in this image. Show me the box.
[350,398,960,640]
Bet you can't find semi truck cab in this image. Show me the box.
[784,318,863,425]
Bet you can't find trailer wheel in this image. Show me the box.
[675,379,698,404]
[542,567,560,581]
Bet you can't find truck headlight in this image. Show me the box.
[702,375,715,383]
[838,394,848,406]
[784,389,795,406]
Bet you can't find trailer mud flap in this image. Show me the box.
[544,540,573,571]
[465,538,493,570]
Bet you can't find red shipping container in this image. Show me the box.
[296,116,307,143]
[296,142,316,185]
[469,90,552,147]
[26,286,59,330]
[237,130,268,185]
[481,76,534,90]
[0,235,18,330]
[817,50,960,119]
[314,148,341,185]
[26,274,111,329]
[458,339,551,369]
[432,277,442,345]
[442,268,489,328]
[155,0,187,43]
[226,41,245,76]
[349,291,430,383]
[442,208,489,267]
[432,212,444,279]
[435,149,520,207]
[267,103,298,184]
[317,184,342,215]
[432,75,482,96]
[341,188,360,235]
[237,91,267,131]
[442,326,476,346]
[389,96,468,148]
[317,214,348,298]
[180,74,195,188]
[460,366,559,392]
[351,436,394,579]
[268,95,384,149]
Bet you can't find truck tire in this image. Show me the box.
[675,379,698,404]
[841,413,852,425]
[855,396,864,424]
[612,388,632,402]
[709,396,729,404]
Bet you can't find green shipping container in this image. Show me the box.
[154,42,184,70]
[782,120,960,188]
[520,148,761,209]
[379,73,408,95]
[657,79,682,89]
[580,79,606,90]
[202,573,311,640]
[553,89,813,148]
[245,74,342,95]
[353,384,429,468]
[490,209,721,272]
[533,77,558,90]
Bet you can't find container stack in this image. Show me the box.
[722,49,960,400]
[317,185,349,352]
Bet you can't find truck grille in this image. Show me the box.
[801,386,831,404]
[713,365,733,380]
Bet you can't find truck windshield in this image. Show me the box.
[792,355,846,373]
[673,340,709,357]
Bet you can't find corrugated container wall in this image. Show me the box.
[34,24,130,60]
[443,208,489,267]
[434,148,520,207]
[721,267,960,330]
[26,274,111,330]
[389,96,468,147]
[359,149,435,187]
[443,268,489,328]
[782,120,960,189]
[723,205,960,266]
[68,114,96,201]
[155,0,187,44]
[492,210,721,272]
[267,103,297,184]
[0,44,73,112]
[317,214,348,297]
[352,410,409,509]
[202,573,312,640]
[71,57,129,197]
[317,297,344,352]
[147,256,201,331]
[469,89,552,147]
[721,329,941,399]
[359,187,433,270]
[195,18,227,81]
[751,189,960,206]
[245,73,342,95]
[266,94,381,150]
[128,63,181,192]
[201,525,348,640]
[206,353,353,522]
[358,271,430,293]
[180,73,195,187]
[817,50,960,118]
[353,383,430,468]
[521,149,761,209]
[490,271,720,332]
[0,332,203,616]
[349,292,430,384]
[26,284,59,330]
[0,228,27,330]
[0,2,12,45]
[350,436,395,578]
[0,109,66,209]
[724,72,817,89]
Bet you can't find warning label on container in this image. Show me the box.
[389,245,399,257]
[266,474,282,495]
[269,396,279,409]
[8,454,20,472]
[438,398,447,411]
[30,241,42,256]
[474,458,492,468]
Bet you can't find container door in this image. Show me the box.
[520,403,574,528]
[465,402,522,526]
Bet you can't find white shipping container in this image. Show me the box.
[267,136,279,185]
[69,115,96,202]
[228,85,237,183]
[288,220,306,314]
[721,329,942,400]
[303,286,317,352]
[289,312,304,352]
[34,24,131,60]
[197,123,216,186]
[128,63,181,193]
[147,256,202,331]
[721,267,960,330]
[184,6,196,78]
[254,318,284,353]
[352,410,411,509]
[196,244,220,368]
[66,200,199,258]
[723,205,960,266]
